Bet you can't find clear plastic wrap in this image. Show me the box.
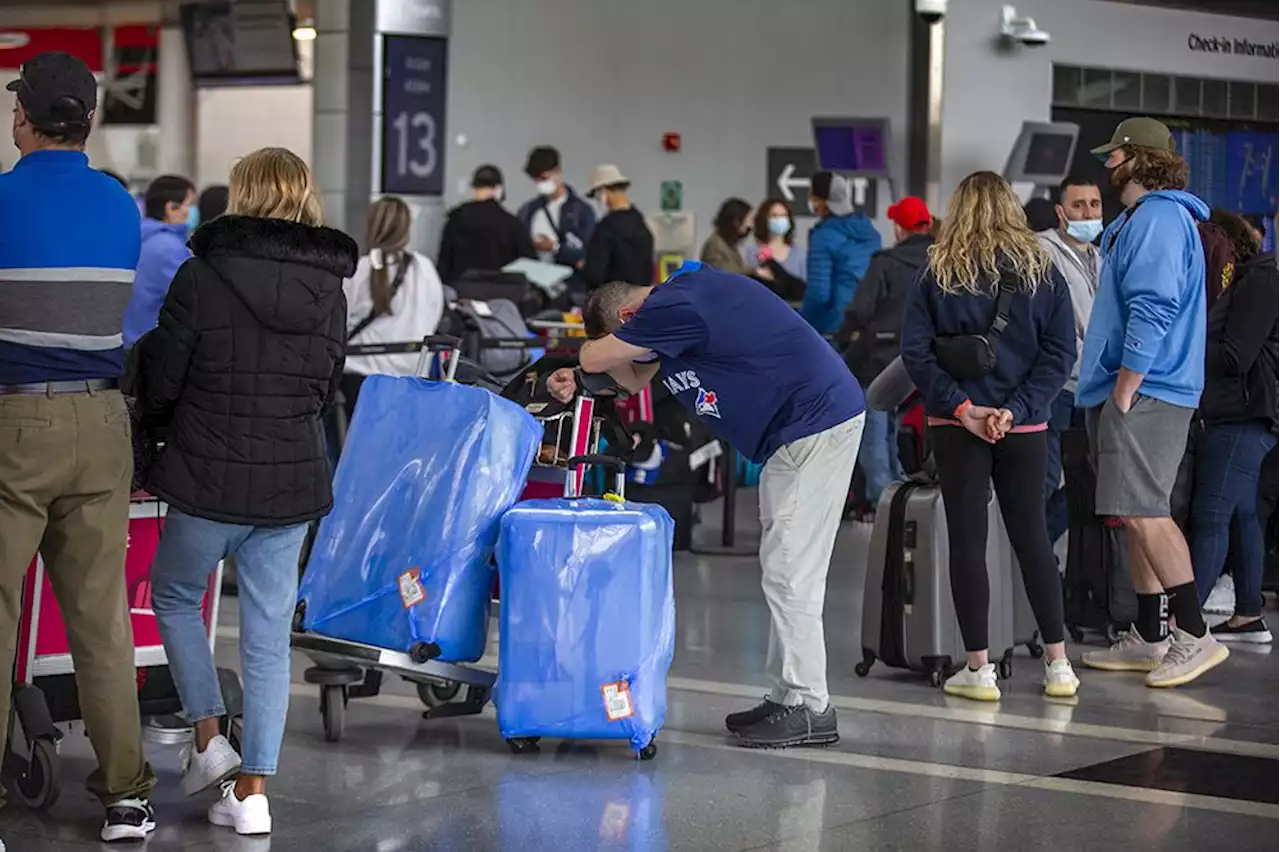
[495,496,675,750]
[298,376,541,662]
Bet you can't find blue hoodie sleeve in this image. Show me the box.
[125,232,190,348]
[1116,203,1189,375]
[900,271,969,417]
[848,216,881,281]
[1002,269,1075,427]
[803,225,835,327]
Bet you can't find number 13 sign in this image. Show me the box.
[381,35,448,197]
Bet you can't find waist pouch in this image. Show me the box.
[933,282,1016,382]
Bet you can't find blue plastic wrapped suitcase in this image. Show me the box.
[496,461,675,758]
[297,375,541,663]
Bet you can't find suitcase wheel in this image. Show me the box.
[637,739,658,761]
[928,669,944,688]
[1026,640,1045,660]
[320,685,346,742]
[854,649,876,678]
[506,737,541,755]
[1068,625,1085,644]
[997,654,1014,681]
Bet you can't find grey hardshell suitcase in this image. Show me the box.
[856,477,1022,686]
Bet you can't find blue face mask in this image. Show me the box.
[1065,218,1103,243]
[767,216,791,237]
[186,206,201,231]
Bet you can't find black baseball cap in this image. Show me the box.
[6,51,97,127]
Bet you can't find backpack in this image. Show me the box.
[1197,220,1236,305]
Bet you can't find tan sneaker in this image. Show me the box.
[1145,627,1230,688]
[1080,626,1171,672]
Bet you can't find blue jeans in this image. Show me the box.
[860,409,903,505]
[1190,421,1278,617]
[1044,389,1079,546]
[152,510,308,775]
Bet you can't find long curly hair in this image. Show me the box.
[929,171,1051,296]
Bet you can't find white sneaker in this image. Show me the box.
[208,781,272,835]
[182,733,242,797]
[1204,574,1236,616]
[1043,658,1080,698]
[943,664,1001,702]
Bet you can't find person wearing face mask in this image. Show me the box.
[1035,175,1102,549]
[1077,117,1227,689]
[437,164,535,285]
[582,164,654,290]
[747,199,806,302]
[123,174,197,347]
[803,171,881,335]
[515,146,596,270]
[700,198,754,275]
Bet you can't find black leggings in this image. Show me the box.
[932,427,1066,652]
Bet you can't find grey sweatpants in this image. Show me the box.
[759,413,865,712]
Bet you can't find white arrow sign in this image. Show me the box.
[776,163,809,201]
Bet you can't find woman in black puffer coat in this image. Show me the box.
[1190,211,1278,643]
[137,147,354,835]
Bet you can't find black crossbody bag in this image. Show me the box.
[933,282,1017,380]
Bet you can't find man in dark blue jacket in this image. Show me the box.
[516,145,596,270]
[0,51,158,843]
[803,171,881,334]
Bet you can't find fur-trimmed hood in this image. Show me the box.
[188,214,357,334]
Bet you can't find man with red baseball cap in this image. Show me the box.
[836,195,935,509]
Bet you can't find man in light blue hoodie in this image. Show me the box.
[1076,117,1228,689]
[123,174,196,347]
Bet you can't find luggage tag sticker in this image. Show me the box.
[398,568,426,609]
[601,681,634,722]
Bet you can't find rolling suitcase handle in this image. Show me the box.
[565,454,627,500]
[414,335,464,382]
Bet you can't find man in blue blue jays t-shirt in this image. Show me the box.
[569,261,866,749]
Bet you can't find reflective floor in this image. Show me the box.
[5,501,1277,851]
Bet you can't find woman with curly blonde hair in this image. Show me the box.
[900,171,1078,702]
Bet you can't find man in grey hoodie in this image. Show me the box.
[1036,175,1103,548]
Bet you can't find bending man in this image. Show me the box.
[551,261,865,748]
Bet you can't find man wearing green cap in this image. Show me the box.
[1076,117,1229,688]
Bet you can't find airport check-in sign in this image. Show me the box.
[767,147,878,218]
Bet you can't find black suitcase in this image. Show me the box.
[1061,427,1137,643]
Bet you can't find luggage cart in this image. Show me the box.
[292,337,602,742]
[7,494,239,811]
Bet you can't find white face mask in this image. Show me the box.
[535,179,557,197]
[493,185,504,201]
[806,199,817,215]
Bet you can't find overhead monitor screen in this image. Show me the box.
[1024,133,1075,178]
[180,0,299,85]
[812,119,889,177]
[1004,122,1080,186]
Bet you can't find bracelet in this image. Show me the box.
[954,399,972,419]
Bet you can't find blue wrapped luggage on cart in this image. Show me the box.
[297,371,541,663]
[496,455,675,760]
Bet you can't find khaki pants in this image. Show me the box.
[759,413,865,712]
[0,389,155,804]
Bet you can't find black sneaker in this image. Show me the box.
[100,798,156,843]
[1210,618,1273,644]
[737,703,839,749]
[725,698,785,734]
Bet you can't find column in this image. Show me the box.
[311,0,451,250]
[156,24,194,179]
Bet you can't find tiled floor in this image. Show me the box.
[4,502,1276,851]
